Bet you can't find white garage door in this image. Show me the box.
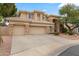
[29,26,46,34]
[13,26,25,35]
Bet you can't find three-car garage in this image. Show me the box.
[12,25,47,35]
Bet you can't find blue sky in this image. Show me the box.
[16,3,61,15]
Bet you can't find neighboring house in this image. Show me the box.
[0,10,60,36]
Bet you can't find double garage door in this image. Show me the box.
[13,26,25,35]
[13,26,46,35]
[29,26,46,34]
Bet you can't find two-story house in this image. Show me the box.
[0,10,60,35]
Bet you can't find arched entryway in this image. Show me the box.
[53,19,59,33]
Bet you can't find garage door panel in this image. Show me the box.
[29,26,46,34]
[13,26,25,35]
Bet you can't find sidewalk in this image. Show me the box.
[11,34,79,56]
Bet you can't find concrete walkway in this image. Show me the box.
[11,34,79,56]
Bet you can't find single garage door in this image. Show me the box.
[13,26,25,35]
[29,26,46,34]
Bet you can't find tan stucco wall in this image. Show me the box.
[0,26,10,35]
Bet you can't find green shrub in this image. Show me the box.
[62,28,68,33]
[67,31,74,35]
[0,16,3,46]
[53,32,59,35]
[0,16,3,23]
[0,35,3,46]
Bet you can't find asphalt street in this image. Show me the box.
[59,45,79,56]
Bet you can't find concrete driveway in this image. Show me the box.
[11,34,79,56]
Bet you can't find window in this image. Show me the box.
[43,16,44,20]
[53,19,56,23]
[45,16,48,21]
[29,13,33,19]
[43,16,46,20]
[43,15,47,21]
[37,14,40,21]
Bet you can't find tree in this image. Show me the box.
[0,3,17,17]
[0,3,17,46]
[0,16,4,46]
[59,3,79,34]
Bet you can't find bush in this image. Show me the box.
[53,32,59,35]
[67,31,74,35]
[62,28,68,33]
[0,16,3,46]
[0,36,3,46]
[0,16,3,23]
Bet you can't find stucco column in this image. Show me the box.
[52,24,55,33]
[56,21,60,33]
[24,23,30,35]
[40,14,43,21]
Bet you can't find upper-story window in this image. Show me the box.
[37,14,40,21]
[53,19,57,23]
[29,13,33,19]
[43,15,47,21]
[45,16,48,21]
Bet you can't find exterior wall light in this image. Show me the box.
[5,21,9,26]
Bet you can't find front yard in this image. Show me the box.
[0,34,79,56]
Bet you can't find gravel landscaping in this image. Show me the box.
[59,34,79,40]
